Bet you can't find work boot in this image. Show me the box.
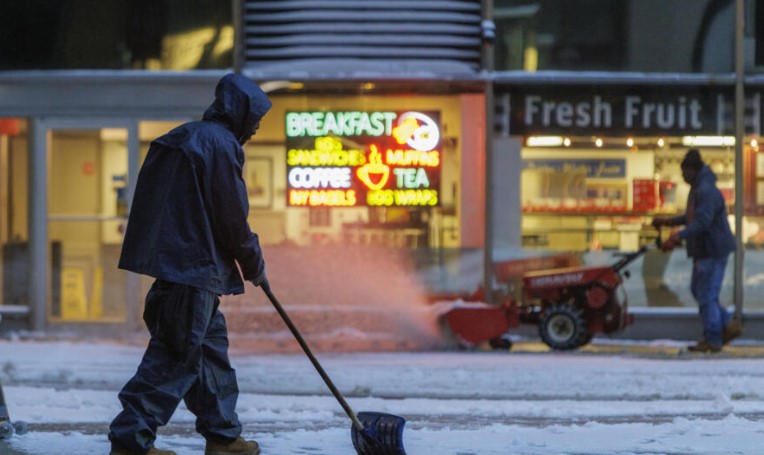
[205,436,260,455]
[687,340,722,353]
[723,320,744,344]
[109,445,176,455]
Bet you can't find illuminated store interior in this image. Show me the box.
[520,134,762,252]
[0,92,483,323]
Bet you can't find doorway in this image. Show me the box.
[49,128,128,321]
[32,120,141,326]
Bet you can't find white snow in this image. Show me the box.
[2,338,764,454]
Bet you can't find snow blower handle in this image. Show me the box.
[260,282,365,432]
[612,235,663,272]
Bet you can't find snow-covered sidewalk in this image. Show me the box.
[1,339,764,454]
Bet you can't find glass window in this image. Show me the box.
[756,0,764,67]
[48,129,130,322]
[251,94,468,249]
[0,119,30,324]
[494,0,759,73]
[0,0,232,70]
[518,135,750,309]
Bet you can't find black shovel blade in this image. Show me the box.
[351,412,407,455]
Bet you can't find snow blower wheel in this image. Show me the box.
[12,421,28,435]
[0,421,13,439]
[539,303,588,350]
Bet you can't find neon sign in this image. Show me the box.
[286,111,397,137]
[286,111,441,207]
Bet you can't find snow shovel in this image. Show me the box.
[260,281,407,455]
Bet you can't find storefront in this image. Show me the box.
[496,75,764,310]
[0,74,486,332]
[0,114,199,331]
[250,93,484,250]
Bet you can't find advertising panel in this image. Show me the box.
[505,85,763,137]
[285,110,442,208]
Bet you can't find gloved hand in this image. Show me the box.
[250,272,269,289]
[249,257,268,288]
[652,217,672,229]
[661,232,681,252]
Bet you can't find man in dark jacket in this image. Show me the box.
[108,73,271,455]
[652,148,741,353]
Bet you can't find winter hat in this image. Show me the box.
[681,148,704,170]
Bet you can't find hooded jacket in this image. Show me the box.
[118,74,272,295]
[671,165,736,259]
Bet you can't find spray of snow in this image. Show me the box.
[222,244,446,352]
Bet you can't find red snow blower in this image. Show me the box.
[440,237,661,351]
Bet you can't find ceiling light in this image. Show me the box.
[682,136,735,146]
[526,136,564,147]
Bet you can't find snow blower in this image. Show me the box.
[0,316,28,439]
[261,282,407,455]
[0,382,27,439]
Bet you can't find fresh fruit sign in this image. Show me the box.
[285,110,441,207]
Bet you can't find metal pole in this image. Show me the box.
[125,122,141,330]
[482,0,495,303]
[232,0,243,74]
[733,0,745,320]
[28,119,48,331]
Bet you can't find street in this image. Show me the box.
[1,338,764,454]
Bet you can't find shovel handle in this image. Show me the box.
[260,282,365,432]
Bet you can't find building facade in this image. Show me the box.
[492,0,764,337]
[1,0,764,339]
[0,1,489,334]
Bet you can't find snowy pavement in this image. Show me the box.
[1,338,764,454]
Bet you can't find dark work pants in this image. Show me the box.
[109,280,242,452]
[690,257,731,347]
